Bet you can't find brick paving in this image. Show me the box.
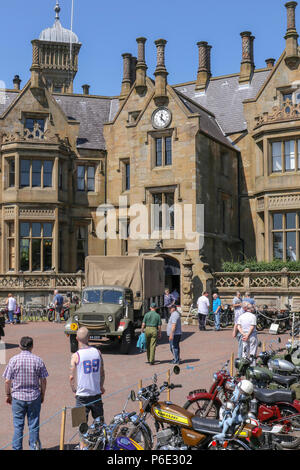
[0,320,290,450]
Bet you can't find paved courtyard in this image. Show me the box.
[0,320,289,450]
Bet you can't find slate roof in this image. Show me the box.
[54,94,113,149]
[0,90,20,116]
[0,68,271,151]
[173,69,271,135]
[174,89,236,149]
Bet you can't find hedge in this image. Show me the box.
[221,259,300,272]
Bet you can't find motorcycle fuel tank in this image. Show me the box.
[151,402,194,427]
[268,358,296,373]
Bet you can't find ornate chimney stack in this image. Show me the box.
[82,84,90,95]
[135,37,147,94]
[130,56,137,86]
[195,41,212,90]
[154,39,168,106]
[265,58,276,69]
[13,75,21,90]
[239,31,255,84]
[30,40,41,89]
[285,2,299,68]
[120,53,132,101]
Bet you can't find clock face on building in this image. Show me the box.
[152,107,172,129]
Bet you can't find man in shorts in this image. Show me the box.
[69,327,105,447]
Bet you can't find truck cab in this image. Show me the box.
[65,285,136,354]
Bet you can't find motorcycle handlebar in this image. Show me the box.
[169,384,182,389]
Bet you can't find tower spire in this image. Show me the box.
[54,1,61,21]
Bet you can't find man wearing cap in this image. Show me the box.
[141,303,162,365]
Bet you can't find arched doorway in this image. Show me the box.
[163,256,181,302]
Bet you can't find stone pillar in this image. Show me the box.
[154,39,168,106]
[284,2,299,68]
[135,37,147,93]
[195,42,212,90]
[120,53,132,101]
[181,252,194,319]
[265,58,276,69]
[239,31,255,84]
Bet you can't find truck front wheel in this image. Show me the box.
[70,335,78,353]
[119,326,133,354]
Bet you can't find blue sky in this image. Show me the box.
[0,0,293,95]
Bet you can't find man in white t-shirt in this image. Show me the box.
[237,303,258,365]
[70,327,105,448]
[6,293,17,324]
[197,291,210,331]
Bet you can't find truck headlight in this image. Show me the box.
[108,315,113,322]
[74,315,79,322]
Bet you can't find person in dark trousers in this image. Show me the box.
[141,303,162,365]
[53,289,64,323]
[3,336,48,450]
[167,305,182,364]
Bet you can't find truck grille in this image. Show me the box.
[81,314,105,322]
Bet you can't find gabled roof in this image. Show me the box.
[0,67,272,151]
[173,89,236,150]
[0,90,20,117]
[173,69,271,135]
[54,94,114,150]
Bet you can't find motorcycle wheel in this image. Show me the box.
[47,310,55,322]
[256,318,265,331]
[276,405,300,449]
[183,398,220,419]
[111,421,151,450]
[277,322,287,334]
[206,315,215,327]
[220,316,228,328]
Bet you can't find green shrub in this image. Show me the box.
[221,258,300,272]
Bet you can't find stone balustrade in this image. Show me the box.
[213,269,300,309]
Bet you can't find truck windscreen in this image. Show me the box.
[102,290,123,305]
[82,289,123,305]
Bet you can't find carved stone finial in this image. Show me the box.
[54,1,61,21]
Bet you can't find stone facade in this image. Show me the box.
[2,1,300,306]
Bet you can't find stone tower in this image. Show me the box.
[31,1,81,93]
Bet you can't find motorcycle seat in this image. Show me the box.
[272,374,298,387]
[191,417,221,434]
[254,386,295,404]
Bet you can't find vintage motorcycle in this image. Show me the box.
[184,355,300,448]
[78,390,152,450]
[78,415,144,450]
[128,367,271,450]
[47,303,70,322]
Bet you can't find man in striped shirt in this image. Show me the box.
[3,336,49,450]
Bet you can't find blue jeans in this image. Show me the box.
[214,312,220,330]
[12,396,41,450]
[169,334,181,363]
[8,310,14,323]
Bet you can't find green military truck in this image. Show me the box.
[64,255,165,354]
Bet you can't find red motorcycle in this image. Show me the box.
[183,359,300,448]
[47,303,70,322]
[183,360,235,418]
